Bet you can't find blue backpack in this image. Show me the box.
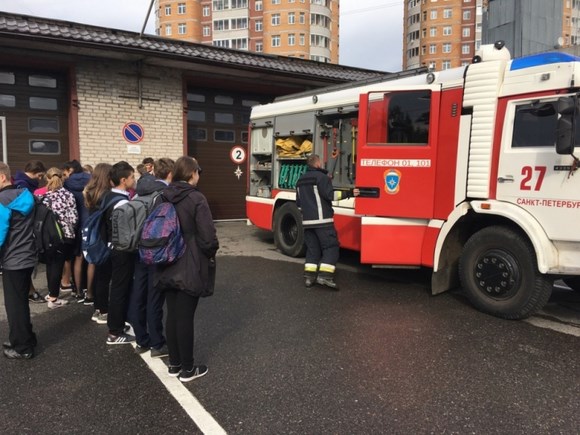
[82,196,122,265]
[138,201,186,266]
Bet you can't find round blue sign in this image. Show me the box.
[122,122,144,144]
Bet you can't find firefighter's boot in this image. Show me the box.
[304,263,318,288]
[316,270,338,290]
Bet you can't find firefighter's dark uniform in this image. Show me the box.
[296,166,352,289]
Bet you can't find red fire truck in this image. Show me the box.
[246,42,580,319]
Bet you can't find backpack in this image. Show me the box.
[138,201,186,266]
[32,196,65,263]
[81,196,122,265]
[111,191,161,252]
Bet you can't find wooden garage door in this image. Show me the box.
[0,67,69,172]
[187,89,269,220]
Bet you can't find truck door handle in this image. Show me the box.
[497,175,514,183]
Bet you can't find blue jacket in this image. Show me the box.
[0,186,37,270]
[13,171,39,193]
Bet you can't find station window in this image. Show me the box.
[215,113,234,124]
[188,110,206,122]
[188,93,205,102]
[29,118,59,133]
[189,128,207,141]
[0,95,15,107]
[29,139,60,155]
[29,97,57,110]
[512,102,557,148]
[215,95,234,105]
[214,130,235,142]
[241,131,249,143]
[0,72,15,85]
[29,75,57,88]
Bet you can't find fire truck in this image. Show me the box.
[246,42,580,319]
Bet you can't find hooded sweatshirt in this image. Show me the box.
[13,171,39,193]
[64,171,91,226]
[0,186,36,270]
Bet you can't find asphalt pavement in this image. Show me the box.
[0,222,578,434]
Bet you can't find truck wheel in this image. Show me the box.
[563,277,580,292]
[273,202,305,257]
[459,226,552,319]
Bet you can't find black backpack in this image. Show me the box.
[32,196,65,263]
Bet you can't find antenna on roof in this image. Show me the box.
[140,0,155,37]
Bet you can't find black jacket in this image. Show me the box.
[155,181,219,297]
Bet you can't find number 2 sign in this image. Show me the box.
[230,146,246,164]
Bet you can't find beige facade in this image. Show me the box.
[75,61,184,167]
[156,0,339,63]
[403,0,483,71]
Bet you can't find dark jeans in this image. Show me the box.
[304,226,340,267]
[165,289,199,371]
[3,268,36,354]
[107,251,135,336]
[94,258,112,313]
[45,244,73,298]
[128,261,165,349]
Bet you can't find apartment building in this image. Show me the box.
[156,0,339,63]
[403,0,483,71]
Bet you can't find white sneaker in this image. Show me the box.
[91,309,101,322]
[47,298,69,309]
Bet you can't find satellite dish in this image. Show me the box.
[556,37,564,48]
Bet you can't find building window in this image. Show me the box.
[443,43,451,53]
[299,34,305,45]
[232,18,248,29]
[272,0,281,4]
[165,24,172,35]
[213,0,224,10]
[214,20,229,30]
[178,23,186,34]
[421,45,426,55]
[178,3,186,14]
[272,14,280,25]
[29,118,59,133]
[203,6,210,16]
[256,0,262,11]
[429,44,436,54]
[442,60,451,70]
[188,110,206,122]
[462,27,470,37]
[462,44,470,54]
[430,27,436,36]
[214,130,235,142]
[256,20,263,31]
[203,26,211,36]
[443,9,452,18]
[0,72,15,85]
[288,12,295,24]
[165,5,171,15]
[299,12,305,24]
[443,26,452,35]
[189,128,207,142]
[29,75,57,88]
[430,10,437,19]
[422,28,426,37]
[272,35,281,47]
[256,41,263,52]
[0,95,15,107]
[463,10,471,20]
[288,33,295,45]
[30,140,60,155]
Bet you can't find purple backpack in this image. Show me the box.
[138,201,186,265]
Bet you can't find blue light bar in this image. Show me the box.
[511,52,580,71]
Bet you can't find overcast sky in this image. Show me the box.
[0,0,403,72]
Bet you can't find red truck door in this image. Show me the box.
[354,89,441,265]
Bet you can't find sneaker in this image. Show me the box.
[106,333,135,345]
[178,365,208,382]
[316,277,339,290]
[83,298,94,306]
[28,291,45,303]
[150,344,169,358]
[3,348,33,360]
[135,344,150,354]
[91,309,101,322]
[168,365,181,377]
[96,312,108,324]
[59,283,74,293]
[47,298,69,309]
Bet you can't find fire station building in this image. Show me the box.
[0,12,382,219]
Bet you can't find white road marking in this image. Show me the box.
[135,345,227,435]
[524,317,580,337]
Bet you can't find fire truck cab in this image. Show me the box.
[246,42,580,319]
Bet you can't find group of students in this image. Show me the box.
[0,155,219,383]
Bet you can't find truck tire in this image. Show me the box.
[273,202,305,257]
[563,277,580,292]
[459,226,552,319]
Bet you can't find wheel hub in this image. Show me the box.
[474,249,520,300]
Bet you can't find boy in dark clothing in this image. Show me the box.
[0,163,38,359]
[129,158,174,357]
[13,160,46,193]
[103,161,136,344]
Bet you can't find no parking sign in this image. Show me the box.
[122,122,144,144]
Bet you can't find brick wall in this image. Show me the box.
[75,60,184,167]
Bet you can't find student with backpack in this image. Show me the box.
[123,158,174,357]
[154,156,218,382]
[103,161,136,344]
[83,163,112,324]
[40,168,78,309]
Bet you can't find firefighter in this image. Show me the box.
[296,154,359,290]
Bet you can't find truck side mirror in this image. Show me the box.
[556,96,577,155]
